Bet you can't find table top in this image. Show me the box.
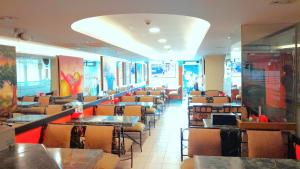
[67,115,139,127]
[116,102,154,107]
[7,114,48,123]
[194,155,300,169]
[203,118,239,129]
[189,102,241,108]
[134,95,161,98]
[0,144,60,169]
[17,101,40,108]
[47,148,103,169]
[51,96,71,99]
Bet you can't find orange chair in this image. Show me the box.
[123,106,145,152]
[46,105,63,115]
[191,96,207,103]
[84,125,121,169]
[190,90,201,96]
[213,96,229,104]
[205,90,220,97]
[84,96,98,102]
[96,105,115,116]
[121,96,136,102]
[22,96,35,102]
[247,130,286,158]
[181,128,221,169]
[135,90,147,95]
[38,96,50,106]
[43,124,73,148]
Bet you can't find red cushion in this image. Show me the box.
[296,144,300,160]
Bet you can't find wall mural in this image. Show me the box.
[103,57,117,90]
[0,45,16,119]
[58,56,83,97]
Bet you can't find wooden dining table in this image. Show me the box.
[7,114,48,123]
[194,155,300,169]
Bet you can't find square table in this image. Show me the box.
[194,155,300,169]
[0,144,60,169]
[7,114,48,123]
[67,115,139,127]
[17,101,40,108]
[115,102,154,108]
[47,148,103,169]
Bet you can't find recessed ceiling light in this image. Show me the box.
[158,38,167,43]
[149,27,160,33]
[164,45,171,49]
[270,0,296,5]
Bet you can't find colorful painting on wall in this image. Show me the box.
[103,57,117,90]
[58,56,83,97]
[0,45,16,119]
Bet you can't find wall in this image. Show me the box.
[204,55,225,91]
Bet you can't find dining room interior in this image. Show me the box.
[1,1,300,169]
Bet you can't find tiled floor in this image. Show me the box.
[117,99,188,169]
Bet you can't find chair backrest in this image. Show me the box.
[96,105,115,116]
[84,96,98,102]
[190,90,201,96]
[193,106,212,113]
[239,106,248,119]
[121,96,136,102]
[206,90,220,97]
[139,96,154,102]
[213,96,229,104]
[43,124,73,148]
[149,91,161,96]
[191,96,207,103]
[188,128,221,157]
[23,96,35,102]
[46,105,63,115]
[155,87,164,91]
[38,96,50,106]
[123,106,142,117]
[84,125,114,153]
[135,90,147,95]
[247,130,286,158]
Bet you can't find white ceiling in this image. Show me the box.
[0,0,300,60]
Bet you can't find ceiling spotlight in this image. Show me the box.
[158,38,167,43]
[149,27,160,33]
[227,36,231,40]
[164,45,171,49]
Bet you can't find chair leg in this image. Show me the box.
[131,145,133,168]
[140,131,142,152]
[148,121,151,136]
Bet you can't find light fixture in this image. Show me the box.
[164,45,171,49]
[158,38,167,43]
[149,27,160,33]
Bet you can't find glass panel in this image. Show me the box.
[83,60,100,96]
[16,55,51,96]
[242,26,296,122]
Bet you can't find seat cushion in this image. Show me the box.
[181,158,194,169]
[95,153,120,169]
[145,107,156,114]
[124,122,145,132]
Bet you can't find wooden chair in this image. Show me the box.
[190,90,201,96]
[96,105,115,116]
[247,130,286,158]
[213,96,229,104]
[84,125,122,169]
[121,96,136,102]
[139,95,157,127]
[22,96,35,102]
[17,106,46,114]
[38,96,51,106]
[123,106,146,152]
[205,90,220,97]
[43,124,73,148]
[135,90,147,95]
[84,96,98,102]
[191,96,207,103]
[46,105,63,115]
[150,91,165,112]
[181,128,221,169]
[189,105,212,127]
[168,86,182,100]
